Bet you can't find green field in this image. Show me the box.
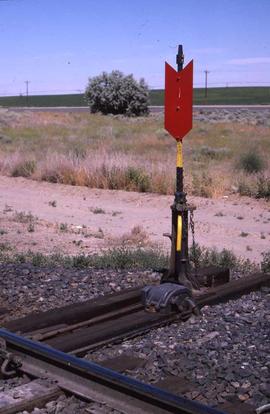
[0,87,270,107]
[150,87,270,105]
[0,93,86,107]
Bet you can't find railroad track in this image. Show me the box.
[0,328,230,414]
[3,272,269,355]
[0,271,269,414]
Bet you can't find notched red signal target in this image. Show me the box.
[164,60,193,141]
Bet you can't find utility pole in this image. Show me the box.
[25,80,30,106]
[204,70,209,98]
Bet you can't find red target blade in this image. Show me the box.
[164,60,193,141]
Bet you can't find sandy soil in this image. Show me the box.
[0,175,269,262]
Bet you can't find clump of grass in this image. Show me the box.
[89,247,168,270]
[72,145,87,160]
[261,251,270,273]
[3,204,13,213]
[189,243,256,273]
[73,239,83,247]
[11,159,36,178]
[240,232,249,237]
[125,167,151,193]
[192,172,213,198]
[0,244,12,262]
[27,222,35,232]
[91,207,106,214]
[49,200,57,207]
[194,146,231,161]
[0,242,11,252]
[90,228,104,239]
[237,179,253,197]
[237,150,265,174]
[118,225,148,247]
[237,174,270,200]
[112,211,121,216]
[59,223,68,232]
[256,175,270,199]
[215,211,225,217]
[13,211,36,224]
[82,229,103,239]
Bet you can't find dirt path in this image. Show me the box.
[0,176,269,262]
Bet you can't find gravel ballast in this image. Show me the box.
[0,263,269,413]
[0,263,158,323]
[88,288,270,409]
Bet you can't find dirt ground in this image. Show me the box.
[0,175,269,263]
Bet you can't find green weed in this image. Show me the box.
[11,160,36,178]
[189,243,256,273]
[237,150,265,174]
[125,167,151,192]
[261,251,270,273]
[0,247,168,271]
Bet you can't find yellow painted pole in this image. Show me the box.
[176,215,182,251]
[176,141,183,252]
[176,141,183,168]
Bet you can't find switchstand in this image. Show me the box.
[142,45,198,315]
[163,46,196,289]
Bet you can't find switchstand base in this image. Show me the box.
[141,283,198,316]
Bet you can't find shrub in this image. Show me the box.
[91,247,168,270]
[237,179,253,196]
[261,251,270,273]
[125,167,151,192]
[192,172,213,198]
[237,175,270,200]
[256,175,270,199]
[13,211,36,224]
[189,243,256,273]
[237,150,265,174]
[85,70,149,116]
[91,208,106,214]
[11,160,36,178]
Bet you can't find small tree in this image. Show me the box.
[85,70,149,116]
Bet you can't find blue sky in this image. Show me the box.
[0,0,270,95]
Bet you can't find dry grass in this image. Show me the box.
[111,225,150,248]
[0,111,269,198]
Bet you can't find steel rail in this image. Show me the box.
[29,303,142,341]
[3,272,269,357]
[0,328,227,414]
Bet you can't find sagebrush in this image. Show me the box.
[85,70,149,116]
